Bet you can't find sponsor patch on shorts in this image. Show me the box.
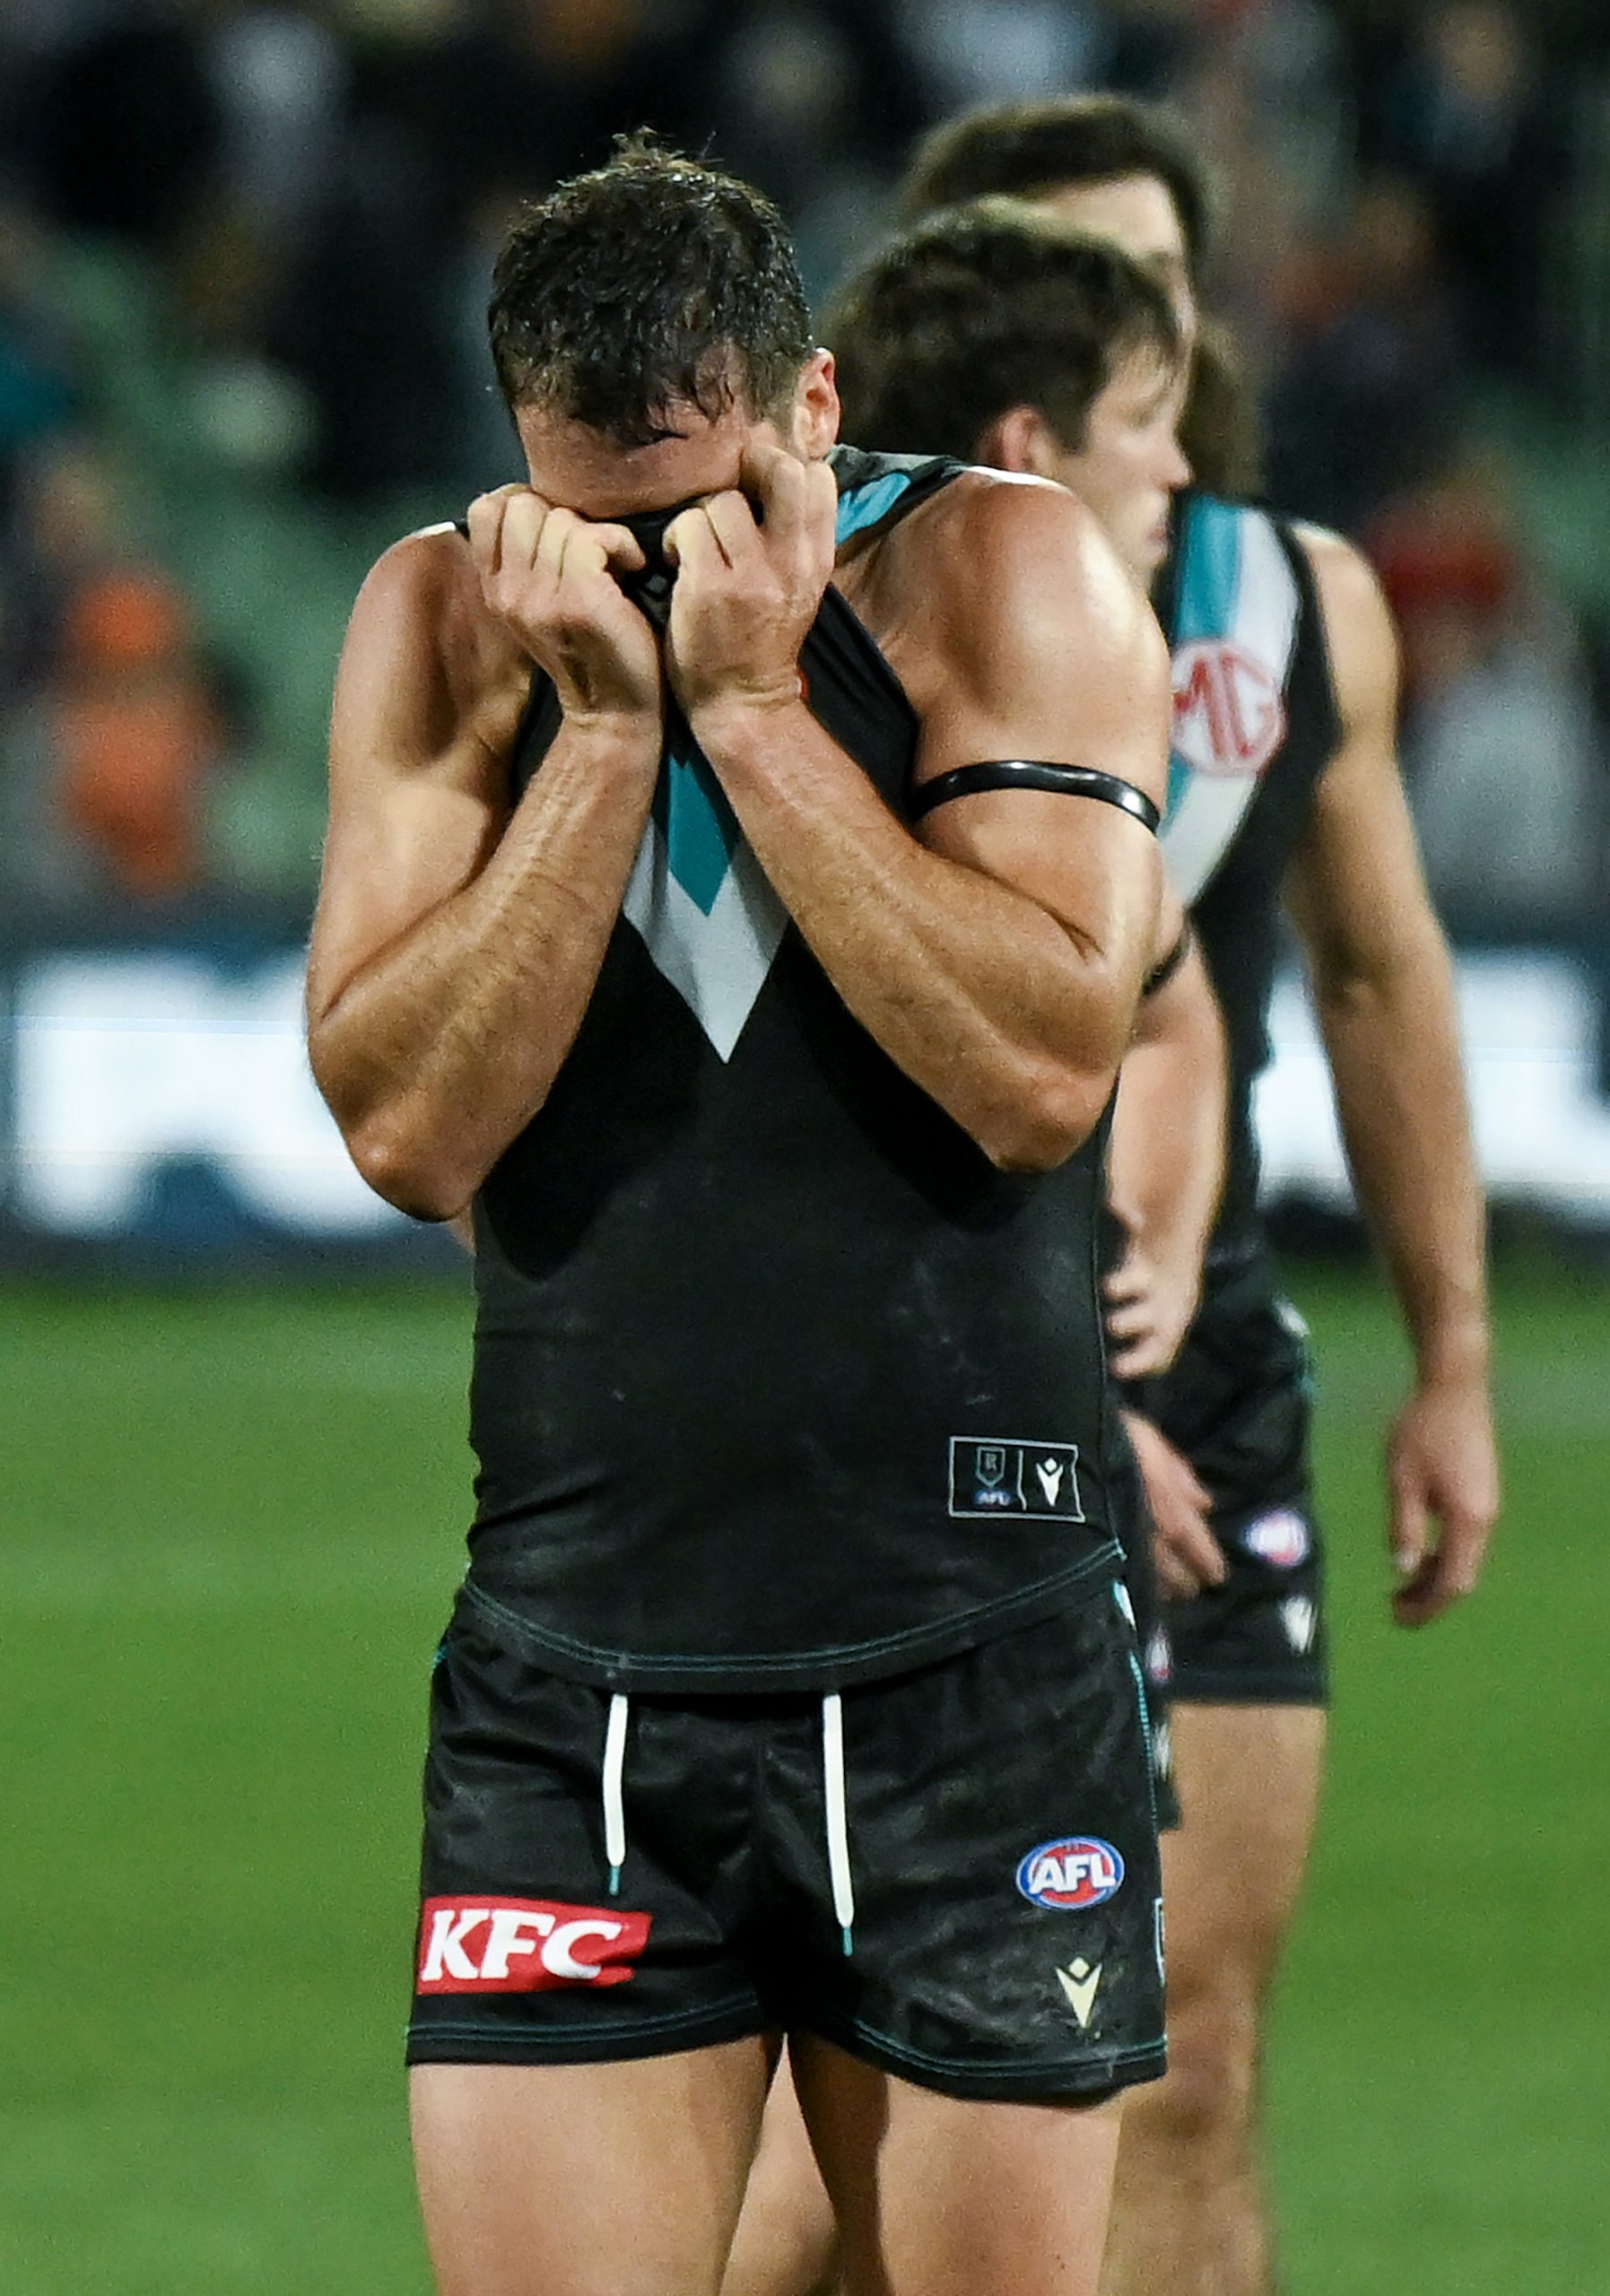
[1016,1837,1125,1909]
[949,1438,1084,1521]
[1281,1596,1318,1654]
[416,1897,653,1993]
[1241,1508,1310,1569]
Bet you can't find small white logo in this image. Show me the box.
[1145,1627,1172,1685]
[1282,1596,1317,1653]
[1153,1718,1173,1784]
[1056,1958,1102,2029]
[1244,1509,1310,1570]
[949,1437,1083,1521]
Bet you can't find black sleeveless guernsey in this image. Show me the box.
[464,446,1126,1693]
[1153,491,1342,1260]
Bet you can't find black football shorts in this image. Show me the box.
[406,1580,1166,2102]
[1132,1271,1328,1709]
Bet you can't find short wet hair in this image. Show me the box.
[828,202,1180,463]
[489,135,814,446]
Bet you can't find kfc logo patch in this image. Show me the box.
[1172,640,1285,778]
[416,1897,652,1993]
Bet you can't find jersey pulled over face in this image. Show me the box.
[511,352,839,523]
[1049,350,1190,581]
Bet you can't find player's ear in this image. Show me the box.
[975,404,1063,480]
[790,350,840,457]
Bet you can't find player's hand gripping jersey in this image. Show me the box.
[464,449,1134,1692]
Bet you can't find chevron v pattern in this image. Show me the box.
[618,471,915,1058]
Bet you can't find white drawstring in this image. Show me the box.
[822,1692,856,1956]
[603,1692,630,1897]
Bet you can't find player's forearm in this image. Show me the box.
[1110,949,1227,1280]
[694,696,1153,1168]
[310,722,657,1217]
[1312,940,1490,1383]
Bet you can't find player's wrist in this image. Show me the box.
[558,702,664,769]
[684,677,808,751]
[1410,1320,1492,1390]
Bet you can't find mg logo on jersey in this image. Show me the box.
[1172,640,1285,778]
[1016,1838,1125,1910]
[416,1897,652,1993]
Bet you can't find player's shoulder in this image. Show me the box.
[918,464,1115,569]
[899,468,1150,649]
[1286,521,1397,697]
[351,519,479,632]
[1289,519,1388,613]
[343,517,522,692]
[1178,493,1395,691]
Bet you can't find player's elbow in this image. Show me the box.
[344,1109,474,1224]
[977,1062,1110,1173]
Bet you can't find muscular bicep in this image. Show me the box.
[907,479,1170,972]
[308,535,524,1024]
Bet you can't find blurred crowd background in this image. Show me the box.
[1,0,1607,949]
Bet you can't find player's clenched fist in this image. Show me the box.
[466,484,663,728]
[662,441,837,721]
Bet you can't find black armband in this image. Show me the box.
[908,760,1161,833]
[1141,923,1195,998]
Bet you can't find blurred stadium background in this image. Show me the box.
[1,1,1606,2290]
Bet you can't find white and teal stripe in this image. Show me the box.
[1162,497,1301,904]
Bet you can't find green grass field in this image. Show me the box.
[1,1265,1606,2293]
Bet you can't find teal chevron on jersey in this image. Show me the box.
[660,744,741,916]
[1162,495,1301,904]
[622,743,787,1063]
[836,471,914,544]
[616,453,945,1062]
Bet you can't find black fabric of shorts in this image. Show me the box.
[407,1581,1167,2102]
[1129,1265,1329,1709]
[1107,1433,1182,1831]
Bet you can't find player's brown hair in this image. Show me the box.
[827,202,1181,465]
[901,95,1214,267]
[488,135,813,447]
[901,99,1264,498]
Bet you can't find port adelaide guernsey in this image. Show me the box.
[1153,489,1341,1257]
[464,447,1127,1692]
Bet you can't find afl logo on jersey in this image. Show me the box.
[1016,1838,1125,1910]
[1172,640,1286,778]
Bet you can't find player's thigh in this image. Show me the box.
[720,2054,839,2296]
[1160,1701,1326,2092]
[412,2038,774,2296]
[793,2032,1123,2296]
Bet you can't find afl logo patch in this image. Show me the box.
[1172,640,1285,778]
[1242,1509,1310,1569]
[1016,1838,1125,1910]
